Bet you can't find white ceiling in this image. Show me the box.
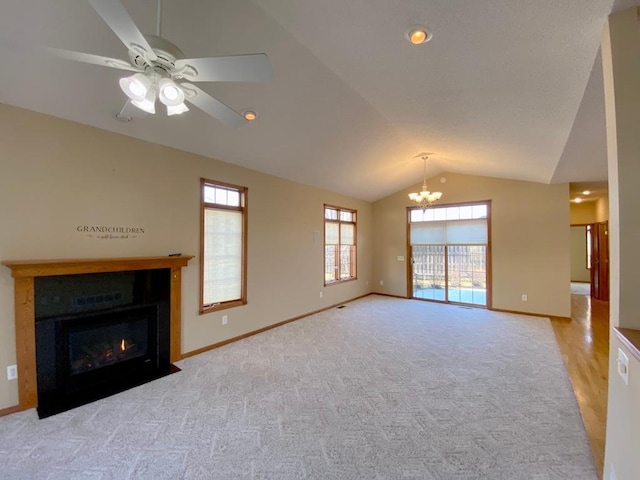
[1,0,636,201]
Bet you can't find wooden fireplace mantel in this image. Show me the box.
[2,255,193,410]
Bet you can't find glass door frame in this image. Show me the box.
[406,200,492,308]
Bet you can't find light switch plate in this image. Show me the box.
[617,348,629,386]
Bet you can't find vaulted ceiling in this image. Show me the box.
[1,0,636,201]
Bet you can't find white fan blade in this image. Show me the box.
[44,47,141,72]
[181,83,247,128]
[118,99,151,119]
[88,0,157,60]
[175,54,272,82]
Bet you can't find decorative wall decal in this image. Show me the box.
[77,225,145,240]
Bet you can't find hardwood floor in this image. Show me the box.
[551,294,609,479]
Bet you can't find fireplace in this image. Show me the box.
[2,256,193,415]
[33,270,174,418]
[36,303,169,418]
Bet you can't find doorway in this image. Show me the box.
[570,225,591,295]
[570,222,609,301]
[408,201,490,307]
[590,221,609,301]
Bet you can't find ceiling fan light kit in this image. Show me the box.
[167,102,189,116]
[119,73,152,101]
[158,78,184,106]
[43,0,272,127]
[131,87,157,114]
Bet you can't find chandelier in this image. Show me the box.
[408,155,443,209]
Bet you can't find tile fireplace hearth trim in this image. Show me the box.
[2,255,193,411]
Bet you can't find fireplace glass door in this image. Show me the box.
[67,315,150,376]
[60,304,160,394]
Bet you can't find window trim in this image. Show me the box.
[200,178,248,314]
[324,204,358,286]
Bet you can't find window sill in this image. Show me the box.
[200,299,246,315]
[324,277,357,287]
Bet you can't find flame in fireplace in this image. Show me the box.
[120,339,125,351]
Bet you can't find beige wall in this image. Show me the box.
[570,201,597,224]
[570,226,590,282]
[602,7,640,480]
[596,195,610,223]
[0,104,374,410]
[569,196,609,226]
[373,172,570,317]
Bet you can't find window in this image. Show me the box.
[200,178,247,313]
[325,205,357,284]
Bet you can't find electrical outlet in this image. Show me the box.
[609,465,617,480]
[521,294,527,301]
[222,315,228,326]
[7,365,17,380]
[319,292,323,298]
[380,280,384,286]
[365,281,369,286]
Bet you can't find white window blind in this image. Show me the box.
[410,221,446,244]
[326,223,339,244]
[340,224,355,245]
[410,218,487,245]
[203,208,242,305]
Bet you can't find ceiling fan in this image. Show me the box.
[44,0,272,127]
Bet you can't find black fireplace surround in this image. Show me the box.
[34,269,176,418]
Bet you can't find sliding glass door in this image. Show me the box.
[409,202,489,307]
[446,245,487,305]
[411,245,446,301]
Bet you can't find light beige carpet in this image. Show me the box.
[0,295,596,479]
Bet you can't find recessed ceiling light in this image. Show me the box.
[574,198,583,203]
[407,25,433,45]
[243,110,257,121]
[582,190,591,195]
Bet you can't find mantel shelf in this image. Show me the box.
[2,255,193,278]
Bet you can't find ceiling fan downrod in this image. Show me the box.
[156,0,163,37]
